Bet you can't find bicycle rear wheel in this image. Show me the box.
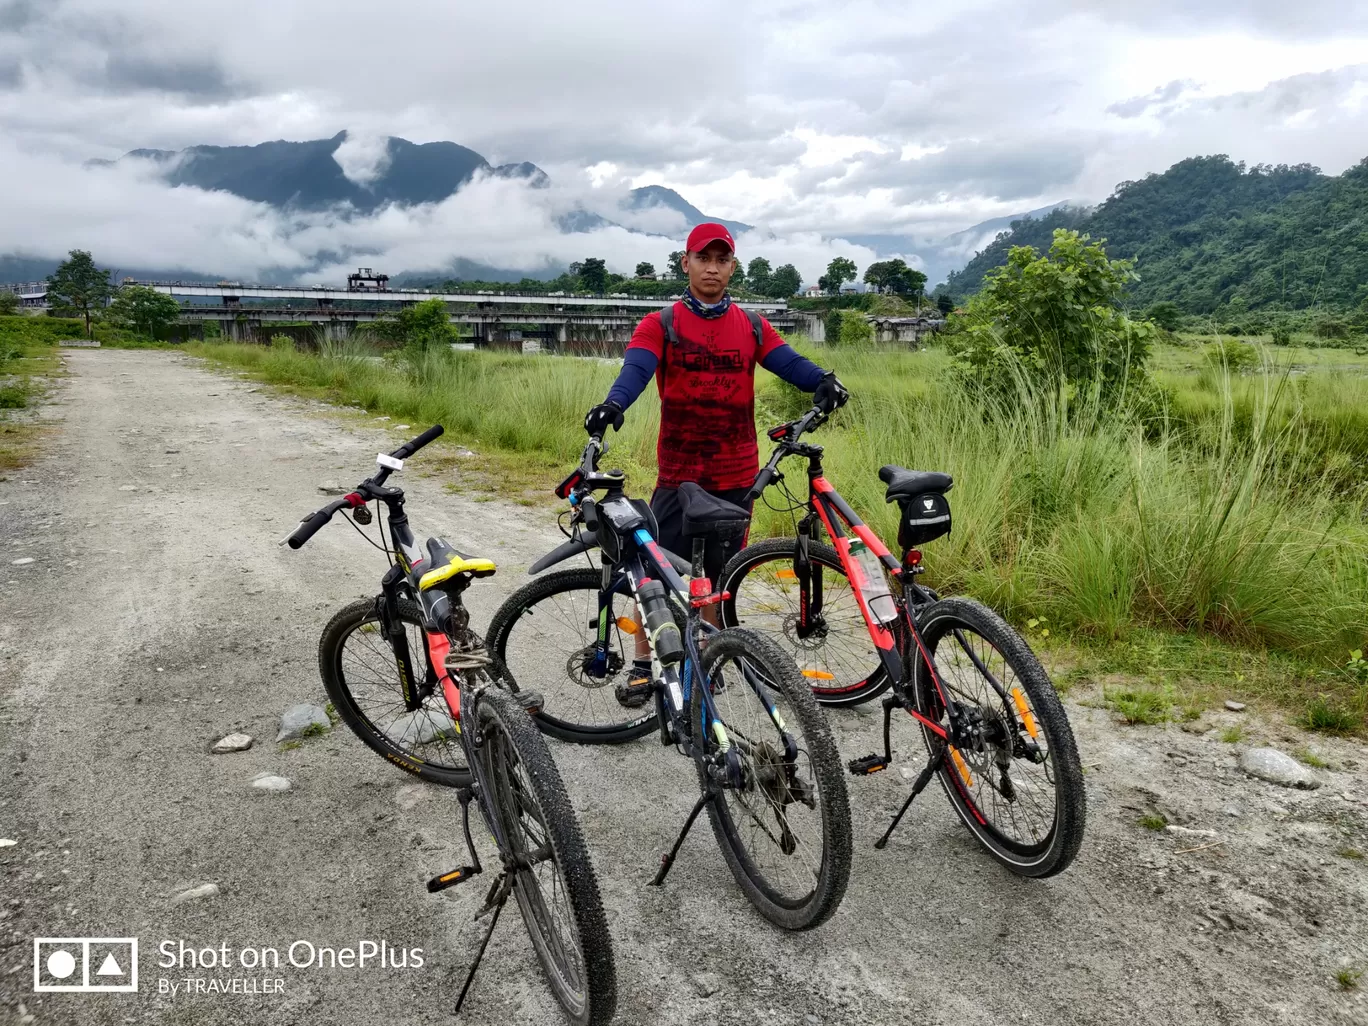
[486,568,659,744]
[908,597,1085,877]
[689,627,852,930]
[720,537,887,706]
[319,596,470,787]
[471,683,616,1026]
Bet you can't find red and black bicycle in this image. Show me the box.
[718,404,1086,876]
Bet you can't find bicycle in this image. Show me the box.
[284,425,616,1024]
[487,435,852,929]
[716,404,1086,877]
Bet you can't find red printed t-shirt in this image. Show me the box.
[627,302,785,491]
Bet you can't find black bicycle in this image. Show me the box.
[717,404,1086,877]
[488,436,852,930]
[285,425,616,1024]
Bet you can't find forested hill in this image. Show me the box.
[941,155,1368,314]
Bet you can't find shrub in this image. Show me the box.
[1315,317,1352,340]
[950,229,1154,403]
[397,297,458,353]
[1145,301,1182,332]
[1202,338,1259,374]
[825,308,874,346]
[0,291,18,316]
[270,334,296,351]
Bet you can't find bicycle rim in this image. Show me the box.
[721,539,885,704]
[332,607,467,773]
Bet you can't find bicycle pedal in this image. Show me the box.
[426,865,480,893]
[847,754,888,775]
[513,691,545,715]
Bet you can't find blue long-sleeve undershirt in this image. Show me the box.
[604,342,825,411]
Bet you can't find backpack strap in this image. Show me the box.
[659,303,677,347]
[659,302,763,350]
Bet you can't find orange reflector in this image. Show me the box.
[774,568,797,579]
[801,669,836,680]
[615,616,640,635]
[949,747,974,788]
[1011,687,1039,739]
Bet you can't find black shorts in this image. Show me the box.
[649,485,754,582]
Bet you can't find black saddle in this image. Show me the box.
[678,481,752,537]
[879,465,953,503]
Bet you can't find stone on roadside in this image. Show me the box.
[118,485,137,492]
[1225,700,1247,712]
[10,558,34,566]
[1165,825,1217,838]
[317,482,346,496]
[692,972,721,998]
[277,703,330,741]
[211,732,253,754]
[251,773,292,792]
[1240,747,1322,790]
[387,709,457,746]
[0,838,17,848]
[171,883,219,906]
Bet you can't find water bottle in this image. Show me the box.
[848,537,897,624]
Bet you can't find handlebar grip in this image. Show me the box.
[392,424,443,460]
[745,466,776,504]
[286,507,336,549]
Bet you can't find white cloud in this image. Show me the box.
[1,0,1366,284]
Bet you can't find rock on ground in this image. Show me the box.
[211,732,253,754]
[1240,747,1323,790]
[251,773,292,792]
[277,703,330,741]
[171,883,220,905]
[386,708,457,746]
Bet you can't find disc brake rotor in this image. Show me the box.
[565,646,622,690]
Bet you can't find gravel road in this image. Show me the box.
[2,349,1366,1026]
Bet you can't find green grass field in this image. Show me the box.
[180,334,1368,734]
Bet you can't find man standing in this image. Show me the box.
[582,223,847,706]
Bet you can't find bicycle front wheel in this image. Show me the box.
[471,683,617,1026]
[909,597,1086,877]
[689,627,852,930]
[318,596,470,787]
[720,537,887,706]
[486,568,659,744]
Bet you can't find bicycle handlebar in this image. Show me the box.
[392,424,443,460]
[744,404,828,502]
[556,435,604,500]
[284,423,444,549]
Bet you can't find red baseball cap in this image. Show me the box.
[686,222,735,254]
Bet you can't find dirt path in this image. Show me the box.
[1,349,1365,1026]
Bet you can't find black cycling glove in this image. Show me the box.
[583,401,624,436]
[813,372,849,414]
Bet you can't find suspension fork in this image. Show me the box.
[378,563,424,711]
[793,508,824,638]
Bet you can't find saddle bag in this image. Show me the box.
[896,490,952,548]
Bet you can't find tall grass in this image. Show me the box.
[195,338,1368,670]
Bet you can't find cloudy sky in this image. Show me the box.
[2,0,1366,283]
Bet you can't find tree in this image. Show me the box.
[0,290,18,316]
[578,257,608,293]
[821,257,858,295]
[1144,301,1182,332]
[746,257,772,294]
[47,250,113,337]
[951,229,1153,402]
[825,308,874,345]
[935,292,955,316]
[666,251,686,281]
[765,263,802,298]
[863,258,926,298]
[108,285,182,339]
[397,297,458,353]
[634,261,656,279]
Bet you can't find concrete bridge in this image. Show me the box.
[118,280,802,347]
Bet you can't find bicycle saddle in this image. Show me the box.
[879,465,954,503]
[678,482,752,538]
[414,536,496,591]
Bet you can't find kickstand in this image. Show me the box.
[874,747,945,850]
[649,791,714,886]
[454,871,514,1015]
